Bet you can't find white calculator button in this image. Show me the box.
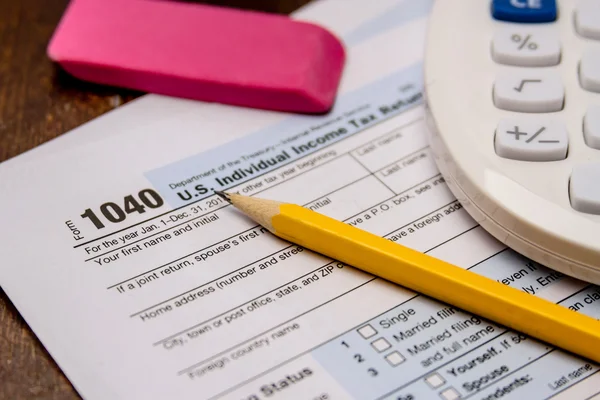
[570,163,600,214]
[580,47,600,93]
[493,72,564,113]
[583,106,600,150]
[492,28,560,67]
[495,119,568,161]
[575,0,600,40]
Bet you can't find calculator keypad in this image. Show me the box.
[490,1,600,214]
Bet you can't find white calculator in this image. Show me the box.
[424,0,600,284]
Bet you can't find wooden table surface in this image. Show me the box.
[0,1,309,398]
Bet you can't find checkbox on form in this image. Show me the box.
[425,372,446,388]
[370,337,391,352]
[439,387,461,400]
[385,351,406,366]
[357,324,377,339]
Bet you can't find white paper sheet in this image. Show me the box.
[1,1,599,399]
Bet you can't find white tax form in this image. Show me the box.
[1,1,599,399]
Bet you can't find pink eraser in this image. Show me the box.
[47,0,346,113]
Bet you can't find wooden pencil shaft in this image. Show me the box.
[225,193,600,363]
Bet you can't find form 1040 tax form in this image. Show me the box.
[1,1,599,399]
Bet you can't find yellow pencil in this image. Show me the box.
[215,191,600,363]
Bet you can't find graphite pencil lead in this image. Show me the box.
[214,190,232,203]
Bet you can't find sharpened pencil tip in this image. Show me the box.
[214,190,232,203]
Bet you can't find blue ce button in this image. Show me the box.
[492,0,557,23]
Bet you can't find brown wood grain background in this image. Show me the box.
[0,1,310,398]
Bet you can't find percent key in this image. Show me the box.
[493,27,561,67]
